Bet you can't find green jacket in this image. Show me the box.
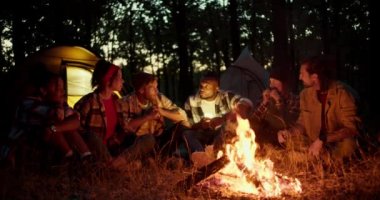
[296,81,361,141]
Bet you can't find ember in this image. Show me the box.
[198,116,302,198]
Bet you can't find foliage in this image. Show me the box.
[0,0,373,103]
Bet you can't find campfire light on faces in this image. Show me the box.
[201,115,302,197]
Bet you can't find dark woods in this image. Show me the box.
[0,0,377,134]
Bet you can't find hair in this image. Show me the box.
[131,72,157,91]
[31,63,61,89]
[26,63,62,97]
[269,66,291,93]
[270,67,288,83]
[91,59,119,90]
[300,55,337,91]
[200,71,220,85]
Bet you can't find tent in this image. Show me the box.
[20,46,99,107]
[220,47,269,106]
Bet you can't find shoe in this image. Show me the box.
[81,154,96,165]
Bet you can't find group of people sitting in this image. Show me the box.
[1,54,362,170]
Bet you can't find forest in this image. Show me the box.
[0,0,376,102]
[0,0,379,199]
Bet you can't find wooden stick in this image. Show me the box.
[176,156,230,191]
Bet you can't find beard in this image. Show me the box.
[302,81,314,88]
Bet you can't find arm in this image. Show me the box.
[231,94,253,119]
[190,116,225,130]
[51,113,80,133]
[157,94,187,123]
[284,94,300,125]
[277,93,305,144]
[158,107,185,122]
[225,91,253,118]
[251,89,271,120]
[74,96,91,133]
[183,98,195,126]
[325,89,360,143]
[125,108,161,133]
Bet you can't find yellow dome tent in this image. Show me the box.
[21,46,99,107]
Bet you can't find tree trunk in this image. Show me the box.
[229,0,241,60]
[320,0,330,54]
[332,1,342,79]
[172,0,192,103]
[221,38,231,68]
[210,23,222,73]
[271,0,293,89]
[0,22,6,69]
[250,0,257,54]
[128,9,137,73]
[368,0,378,116]
[52,1,65,45]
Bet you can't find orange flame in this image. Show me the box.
[201,116,302,197]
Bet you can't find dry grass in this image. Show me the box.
[259,144,380,200]
[1,145,380,200]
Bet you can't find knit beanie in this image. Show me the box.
[269,67,288,84]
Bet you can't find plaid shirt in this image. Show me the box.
[252,92,300,126]
[120,93,187,136]
[9,96,75,140]
[74,92,126,140]
[184,90,249,125]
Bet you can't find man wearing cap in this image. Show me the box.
[250,66,300,146]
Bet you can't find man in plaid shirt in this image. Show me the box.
[250,67,300,146]
[6,68,91,165]
[182,72,252,165]
[118,72,188,161]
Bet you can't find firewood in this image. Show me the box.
[176,156,230,191]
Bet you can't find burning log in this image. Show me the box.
[176,155,230,191]
[175,116,302,197]
[235,163,261,188]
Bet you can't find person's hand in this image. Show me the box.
[269,89,281,103]
[262,89,271,105]
[192,118,211,130]
[43,126,55,142]
[156,106,164,116]
[209,117,224,129]
[146,107,161,121]
[277,129,290,144]
[308,139,323,157]
[199,118,212,129]
[56,107,65,121]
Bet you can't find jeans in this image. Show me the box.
[182,128,224,155]
[121,135,156,161]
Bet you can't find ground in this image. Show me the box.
[1,142,380,200]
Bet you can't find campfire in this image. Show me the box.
[178,116,302,198]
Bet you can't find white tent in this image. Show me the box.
[220,47,269,105]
